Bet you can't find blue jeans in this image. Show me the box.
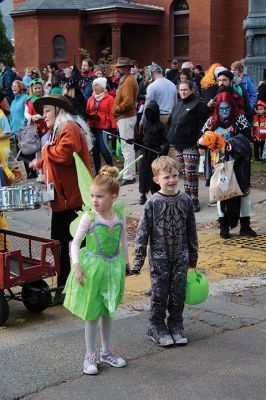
[92,129,113,174]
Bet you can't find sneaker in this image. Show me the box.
[120,178,136,186]
[208,201,217,207]
[51,290,65,306]
[139,193,147,205]
[168,325,188,345]
[147,325,174,347]
[100,347,127,368]
[171,331,188,345]
[83,352,98,375]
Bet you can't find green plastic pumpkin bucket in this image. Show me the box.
[185,271,209,305]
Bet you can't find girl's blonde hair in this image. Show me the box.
[92,165,120,195]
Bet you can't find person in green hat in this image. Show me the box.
[24,78,49,181]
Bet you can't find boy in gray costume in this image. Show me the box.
[131,156,198,346]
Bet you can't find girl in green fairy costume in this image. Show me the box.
[63,163,129,375]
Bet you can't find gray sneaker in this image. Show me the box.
[100,348,127,368]
[148,332,174,347]
[169,326,188,345]
[147,325,174,347]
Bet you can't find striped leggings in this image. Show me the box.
[170,145,199,199]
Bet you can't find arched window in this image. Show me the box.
[53,35,66,61]
[173,0,189,59]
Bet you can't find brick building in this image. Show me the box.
[11,0,248,74]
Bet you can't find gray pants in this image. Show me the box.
[149,259,187,329]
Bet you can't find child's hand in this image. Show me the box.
[73,263,86,286]
[7,174,15,182]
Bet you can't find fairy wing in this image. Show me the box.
[70,152,93,238]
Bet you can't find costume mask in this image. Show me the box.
[219,102,231,121]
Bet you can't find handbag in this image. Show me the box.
[17,124,41,155]
[7,154,27,185]
[209,160,243,202]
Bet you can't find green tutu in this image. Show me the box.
[63,210,126,320]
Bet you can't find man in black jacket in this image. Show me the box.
[166,59,180,85]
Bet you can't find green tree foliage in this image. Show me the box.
[0,10,14,65]
[97,47,113,75]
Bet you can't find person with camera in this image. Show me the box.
[86,77,116,174]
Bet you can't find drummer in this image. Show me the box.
[29,95,93,305]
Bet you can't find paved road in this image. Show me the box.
[0,178,266,399]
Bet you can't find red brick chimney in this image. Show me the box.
[13,0,26,9]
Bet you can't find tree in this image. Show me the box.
[0,10,14,66]
[97,47,114,75]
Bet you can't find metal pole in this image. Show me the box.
[103,130,160,155]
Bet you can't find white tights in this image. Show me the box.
[84,316,112,354]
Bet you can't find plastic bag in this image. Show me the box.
[209,160,243,202]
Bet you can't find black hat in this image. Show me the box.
[217,69,234,81]
[33,95,77,115]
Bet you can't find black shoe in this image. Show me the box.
[120,178,136,186]
[139,194,147,205]
[192,199,200,213]
[219,217,231,239]
[144,288,152,296]
[51,290,65,306]
[239,217,257,237]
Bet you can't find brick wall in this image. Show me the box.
[12,0,248,74]
[13,14,81,77]
[13,15,40,75]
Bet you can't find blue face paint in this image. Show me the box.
[219,102,231,121]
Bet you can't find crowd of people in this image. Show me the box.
[0,55,265,375]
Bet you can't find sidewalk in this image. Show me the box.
[1,286,266,400]
[1,179,266,400]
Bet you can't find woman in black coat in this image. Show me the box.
[167,80,209,212]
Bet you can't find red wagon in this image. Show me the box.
[0,229,60,325]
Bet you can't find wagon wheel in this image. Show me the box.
[0,290,9,326]
[22,280,52,313]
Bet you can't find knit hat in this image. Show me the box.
[149,64,163,74]
[255,100,266,108]
[214,66,226,78]
[217,69,234,81]
[92,77,107,90]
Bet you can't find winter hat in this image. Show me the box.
[217,69,234,81]
[214,66,227,78]
[93,77,107,90]
[149,64,163,74]
[255,100,266,109]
